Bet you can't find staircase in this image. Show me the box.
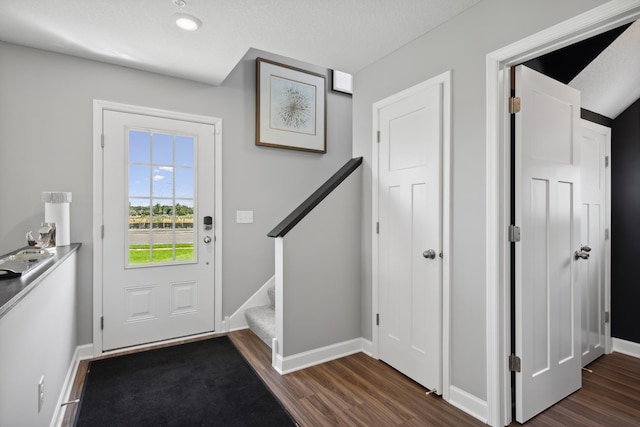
[244,286,275,348]
[243,157,363,371]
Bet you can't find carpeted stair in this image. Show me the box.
[244,286,275,348]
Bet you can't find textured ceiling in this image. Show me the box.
[523,20,640,120]
[569,20,640,119]
[0,0,480,85]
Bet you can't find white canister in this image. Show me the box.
[42,192,72,246]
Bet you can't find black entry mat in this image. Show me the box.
[75,336,295,426]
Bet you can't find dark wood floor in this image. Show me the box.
[229,329,481,426]
[63,330,640,426]
[521,350,640,426]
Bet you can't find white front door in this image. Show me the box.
[375,74,447,392]
[514,65,582,422]
[102,110,216,351]
[579,119,610,367]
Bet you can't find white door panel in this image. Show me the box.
[102,110,216,351]
[515,65,582,423]
[580,120,609,366]
[377,78,444,392]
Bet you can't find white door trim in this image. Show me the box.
[485,1,640,425]
[92,100,223,356]
[371,70,452,397]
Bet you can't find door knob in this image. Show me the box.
[574,250,589,260]
[203,235,212,244]
[423,249,436,259]
[580,245,591,252]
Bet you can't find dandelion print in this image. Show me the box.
[276,85,312,129]
[270,76,316,135]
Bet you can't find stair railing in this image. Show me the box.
[268,157,363,373]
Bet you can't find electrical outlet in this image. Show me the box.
[38,376,45,412]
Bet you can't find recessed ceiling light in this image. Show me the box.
[175,13,202,31]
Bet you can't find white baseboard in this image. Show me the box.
[76,343,95,361]
[360,338,373,357]
[273,337,370,375]
[447,386,488,425]
[612,337,640,359]
[224,275,275,332]
[50,344,93,427]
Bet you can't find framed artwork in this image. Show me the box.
[256,58,326,153]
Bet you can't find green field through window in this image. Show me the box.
[129,243,194,264]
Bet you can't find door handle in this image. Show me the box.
[423,249,436,259]
[203,235,212,244]
[580,245,591,252]
[574,250,589,260]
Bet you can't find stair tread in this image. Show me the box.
[245,305,275,348]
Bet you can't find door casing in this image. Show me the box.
[486,2,640,425]
[92,100,223,356]
[371,70,452,399]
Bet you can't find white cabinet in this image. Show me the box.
[0,247,79,427]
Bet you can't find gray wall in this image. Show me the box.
[0,42,352,345]
[353,0,608,403]
[282,168,362,356]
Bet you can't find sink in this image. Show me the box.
[0,248,54,279]
[11,249,53,261]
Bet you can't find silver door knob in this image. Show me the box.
[574,250,589,260]
[203,235,212,244]
[581,245,591,252]
[423,249,436,259]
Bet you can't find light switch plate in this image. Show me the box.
[236,210,253,224]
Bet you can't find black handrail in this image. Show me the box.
[267,157,363,238]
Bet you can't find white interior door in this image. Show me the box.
[580,119,610,367]
[514,65,582,423]
[376,77,444,392]
[102,110,216,351]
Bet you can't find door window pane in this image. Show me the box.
[152,133,173,164]
[175,168,194,199]
[129,165,150,197]
[176,136,194,167]
[129,198,151,263]
[152,166,174,198]
[127,130,195,266]
[129,131,150,163]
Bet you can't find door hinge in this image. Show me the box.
[377,130,380,143]
[605,311,610,323]
[376,313,380,326]
[101,134,105,148]
[509,354,521,372]
[100,316,104,330]
[605,156,609,167]
[508,225,521,242]
[376,222,380,234]
[101,225,104,239]
[605,228,610,240]
[509,97,521,114]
